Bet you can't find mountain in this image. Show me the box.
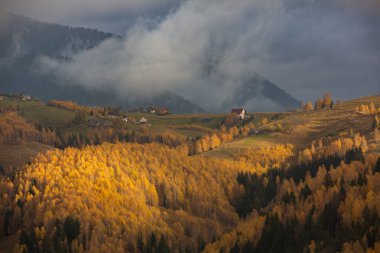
[0,13,114,58]
[0,13,299,113]
[232,75,301,111]
[0,13,205,113]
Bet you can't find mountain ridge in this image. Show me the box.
[0,13,300,113]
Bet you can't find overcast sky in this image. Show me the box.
[2,0,380,103]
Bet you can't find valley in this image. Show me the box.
[0,93,379,252]
[1,1,379,251]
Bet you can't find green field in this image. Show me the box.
[0,98,76,128]
[0,98,42,110]
[19,105,77,129]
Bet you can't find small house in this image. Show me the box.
[231,108,247,119]
[157,107,169,116]
[139,117,148,124]
[21,95,31,101]
[146,106,156,114]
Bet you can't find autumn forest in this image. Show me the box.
[1,0,380,250]
[0,93,379,253]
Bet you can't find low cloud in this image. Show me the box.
[15,0,380,111]
[338,0,380,13]
[37,0,287,111]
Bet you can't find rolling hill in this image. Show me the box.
[204,95,380,159]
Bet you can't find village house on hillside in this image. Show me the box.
[231,108,247,119]
[21,95,31,101]
[139,117,148,124]
[146,106,156,114]
[145,106,169,115]
[157,107,169,116]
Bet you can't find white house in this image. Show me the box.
[146,106,156,114]
[139,117,148,124]
[231,108,247,119]
[123,116,128,122]
[21,95,31,101]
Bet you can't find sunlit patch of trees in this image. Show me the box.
[0,112,57,146]
[298,133,369,163]
[4,142,276,252]
[303,93,334,112]
[48,100,104,116]
[188,124,256,155]
[232,144,294,169]
[356,102,380,115]
[303,101,314,112]
[314,93,334,110]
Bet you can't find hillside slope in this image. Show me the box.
[204,95,380,159]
